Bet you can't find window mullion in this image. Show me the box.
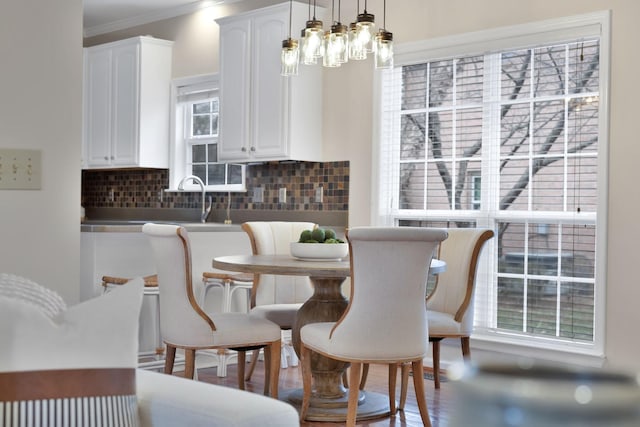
[477,52,501,330]
[424,63,431,211]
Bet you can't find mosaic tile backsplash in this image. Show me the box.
[81,161,349,213]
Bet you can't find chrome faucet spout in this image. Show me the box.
[177,175,208,223]
[203,195,212,223]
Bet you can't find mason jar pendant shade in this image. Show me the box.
[374,30,393,69]
[374,0,392,69]
[348,22,367,60]
[323,23,348,67]
[281,38,299,76]
[302,19,324,64]
[281,0,299,76]
[355,11,375,53]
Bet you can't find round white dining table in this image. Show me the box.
[212,254,445,422]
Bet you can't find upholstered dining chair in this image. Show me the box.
[423,227,494,389]
[299,226,448,427]
[241,221,316,380]
[142,223,282,397]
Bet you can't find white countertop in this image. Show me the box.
[81,220,243,232]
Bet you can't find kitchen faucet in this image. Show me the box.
[177,175,211,223]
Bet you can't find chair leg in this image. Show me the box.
[388,363,398,415]
[461,336,471,360]
[245,349,260,381]
[300,345,313,423]
[266,340,281,398]
[237,350,246,390]
[432,339,441,389]
[347,362,362,427]
[359,363,369,390]
[399,362,410,411]
[184,348,197,380]
[412,359,432,427]
[164,345,176,374]
[263,346,271,396]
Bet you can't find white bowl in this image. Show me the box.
[290,242,349,261]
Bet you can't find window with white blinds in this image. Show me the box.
[374,12,609,355]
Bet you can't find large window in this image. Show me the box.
[171,74,245,192]
[375,13,608,358]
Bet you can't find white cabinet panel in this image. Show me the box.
[218,19,251,160]
[217,3,323,162]
[83,36,173,169]
[84,49,112,167]
[111,43,139,166]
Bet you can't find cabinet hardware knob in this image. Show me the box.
[241,147,247,152]
[104,156,109,160]
[250,146,256,152]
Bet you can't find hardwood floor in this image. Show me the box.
[170,359,455,427]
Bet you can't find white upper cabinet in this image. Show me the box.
[83,36,173,169]
[217,3,323,162]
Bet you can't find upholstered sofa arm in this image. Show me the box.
[136,369,299,427]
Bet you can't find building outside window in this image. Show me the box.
[470,173,481,210]
[375,13,608,360]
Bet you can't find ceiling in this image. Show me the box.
[83,0,232,37]
[83,0,334,38]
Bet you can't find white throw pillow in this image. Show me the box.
[0,275,144,427]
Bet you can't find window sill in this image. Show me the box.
[469,331,605,368]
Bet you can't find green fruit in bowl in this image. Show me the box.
[324,228,336,240]
[298,227,344,244]
[299,229,313,242]
[311,228,326,243]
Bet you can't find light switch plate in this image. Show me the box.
[315,186,323,203]
[254,186,264,203]
[279,187,287,204]
[0,149,42,190]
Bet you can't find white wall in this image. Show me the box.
[84,0,640,370]
[0,1,83,304]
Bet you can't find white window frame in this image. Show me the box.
[169,74,246,192]
[372,11,610,366]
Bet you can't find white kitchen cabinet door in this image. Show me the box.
[83,36,173,169]
[84,48,112,167]
[218,18,251,161]
[111,43,139,166]
[217,3,323,163]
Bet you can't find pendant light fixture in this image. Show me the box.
[290,0,392,73]
[355,0,375,54]
[374,0,393,69]
[301,0,324,65]
[323,0,348,67]
[281,0,299,76]
[348,0,366,60]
